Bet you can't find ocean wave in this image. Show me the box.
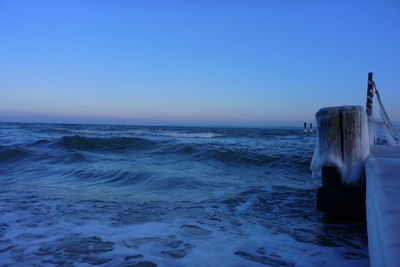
[69,129,222,139]
[40,151,87,164]
[70,169,209,191]
[29,139,53,146]
[202,148,281,166]
[56,135,156,151]
[153,143,281,166]
[153,143,313,168]
[151,131,221,139]
[72,169,151,185]
[0,147,31,163]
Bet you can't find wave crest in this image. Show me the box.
[69,130,222,139]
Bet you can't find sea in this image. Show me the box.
[0,122,369,266]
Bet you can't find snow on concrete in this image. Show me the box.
[366,145,400,267]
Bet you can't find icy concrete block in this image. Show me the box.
[311,106,370,186]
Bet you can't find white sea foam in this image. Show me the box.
[0,190,369,267]
[69,129,222,139]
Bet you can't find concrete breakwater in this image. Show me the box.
[366,145,400,267]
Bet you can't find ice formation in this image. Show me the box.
[368,83,400,146]
[311,106,370,185]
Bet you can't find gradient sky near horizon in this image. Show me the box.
[1,0,399,126]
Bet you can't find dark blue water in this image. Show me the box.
[0,122,368,266]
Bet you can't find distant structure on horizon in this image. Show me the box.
[304,122,313,133]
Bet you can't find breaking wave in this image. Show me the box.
[0,134,313,169]
[69,129,222,139]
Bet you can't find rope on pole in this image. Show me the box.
[366,72,374,117]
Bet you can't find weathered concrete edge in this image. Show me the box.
[366,145,400,267]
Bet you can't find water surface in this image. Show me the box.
[0,123,368,266]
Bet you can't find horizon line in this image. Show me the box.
[0,119,308,129]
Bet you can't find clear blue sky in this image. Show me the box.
[1,0,399,126]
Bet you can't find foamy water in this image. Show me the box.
[0,123,368,266]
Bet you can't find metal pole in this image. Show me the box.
[366,72,374,117]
